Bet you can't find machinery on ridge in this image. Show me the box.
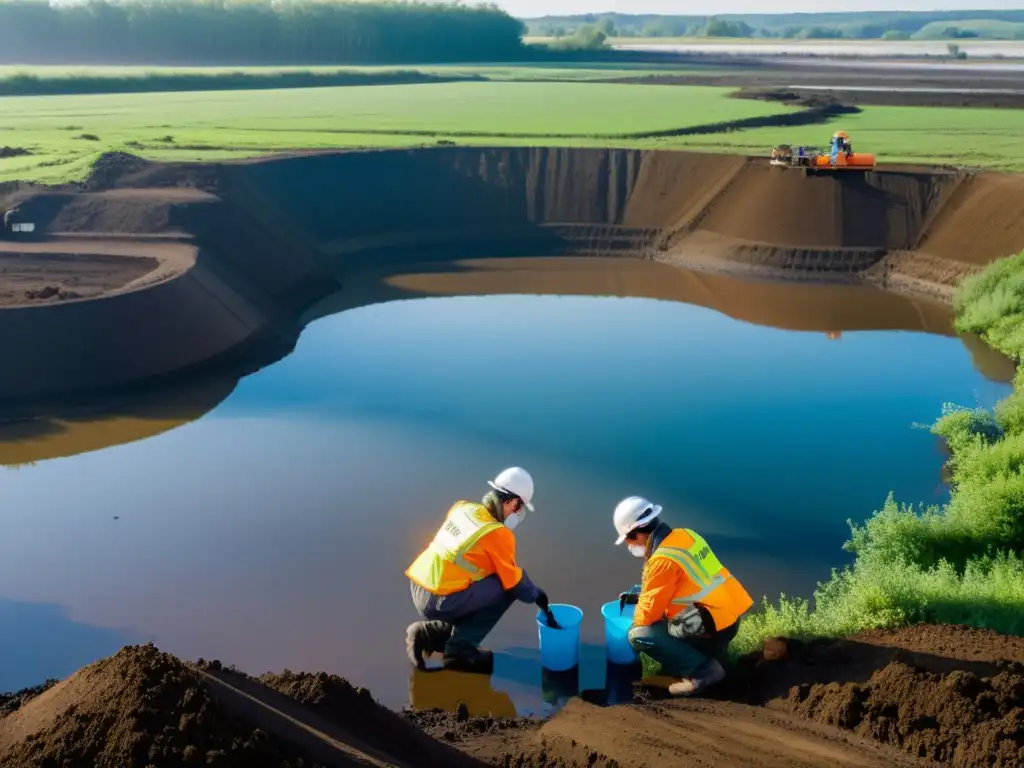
[770,131,876,174]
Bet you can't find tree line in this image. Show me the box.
[0,1,527,65]
[531,10,1024,42]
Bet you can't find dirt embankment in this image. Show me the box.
[2,147,1024,402]
[3,625,1024,767]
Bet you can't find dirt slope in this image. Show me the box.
[502,697,927,768]
[693,162,963,249]
[917,173,1024,265]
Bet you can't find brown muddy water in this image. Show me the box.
[0,258,1012,717]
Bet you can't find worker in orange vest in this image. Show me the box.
[614,496,753,696]
[405,467,549,673]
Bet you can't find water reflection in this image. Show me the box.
[0,598,143,691]
[307,256,959,338]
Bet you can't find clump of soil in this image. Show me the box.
[0,147,32,159]
[24,286,81,301]
[402,702,537,744]
[780,661,1024,766]
[0,644,321,767]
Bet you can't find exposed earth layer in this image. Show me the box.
[1,146,1023,405]
[1,624,1023,766]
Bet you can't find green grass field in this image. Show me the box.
[680,105,1024,169]
[1,74,1023,182]
[0,82,793,182]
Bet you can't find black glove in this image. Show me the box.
[618,591,639,614]
[536,591,550,611]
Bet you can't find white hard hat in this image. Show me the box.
[488,467,535,512]
[613,496,662,545]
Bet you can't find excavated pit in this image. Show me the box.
[0,146,1022,403]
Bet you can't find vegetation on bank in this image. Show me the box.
[527,10,1024,42]
[0,0,525,65]
[0,69,485,96]
[734,249,1024,654]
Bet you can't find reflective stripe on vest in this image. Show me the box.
[648,528,728,607]
[407,502,504,592]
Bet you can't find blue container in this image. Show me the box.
[601,600,638,665]
[536,604,584,672]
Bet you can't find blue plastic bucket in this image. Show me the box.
[536,604,584,672]
[601,600,638,665]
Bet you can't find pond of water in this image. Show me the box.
[0,258,1011,717]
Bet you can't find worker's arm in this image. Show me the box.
[632,557,679,627]
[475,527,541,603]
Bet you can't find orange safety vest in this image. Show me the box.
[642,528,753,632]
[406,501,506,596]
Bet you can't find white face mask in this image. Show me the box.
[628,544,646,558]
[504,512,521,531]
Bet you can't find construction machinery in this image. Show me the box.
[770,131,876,173]
[0,207,35,238]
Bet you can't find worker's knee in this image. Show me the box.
[627,625,655,650]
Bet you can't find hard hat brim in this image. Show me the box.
[487,480,534,512]
[614,504,662,546]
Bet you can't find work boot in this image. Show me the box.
[406,621,453,669]
[441,648,494,674]
[668,658,726,697]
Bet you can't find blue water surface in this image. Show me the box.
[0,285,1009,714]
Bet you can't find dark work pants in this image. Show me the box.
[410,575,515,657]
[628,618,740,678]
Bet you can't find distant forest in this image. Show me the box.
[526,10,1024,41]
[0,0,527,65]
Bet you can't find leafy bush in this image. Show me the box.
[735,250,1024,656]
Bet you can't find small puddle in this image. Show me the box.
[0,258,1011,717]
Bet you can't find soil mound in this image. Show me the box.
[779,661,1024,766]
[713,625,1024,768]
[0,645,320,767]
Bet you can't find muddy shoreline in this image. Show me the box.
[0,147,1021,407]
[2,624,1022,766]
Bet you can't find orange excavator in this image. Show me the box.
[770,131,876,173]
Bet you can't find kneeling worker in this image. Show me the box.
[406,467,550,673]
[614,496,752,696]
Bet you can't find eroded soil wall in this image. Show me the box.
[1,147,1023,403]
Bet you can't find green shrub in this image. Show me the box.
[736,249,1024,655]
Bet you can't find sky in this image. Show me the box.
[495,1,1024,17]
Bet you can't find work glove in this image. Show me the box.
[536,591,560,629]
[618,591,640,614]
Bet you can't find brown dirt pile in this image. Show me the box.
[781,661,1024,766]
[0,644,323,767]
[715,625,1024,767]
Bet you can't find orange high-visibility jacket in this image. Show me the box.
[406,501,524,596]
[633,528,753,632]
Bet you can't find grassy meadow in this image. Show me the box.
[0,81,794,182]
[2,71,1024,182]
